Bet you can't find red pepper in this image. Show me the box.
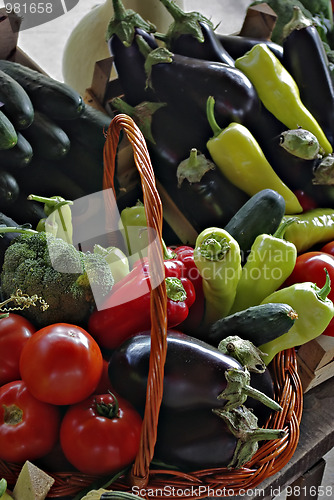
[172,245,205,333]
[88,259,195,350]
[283,250,334,337]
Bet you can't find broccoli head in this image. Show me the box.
[1,232,114,328]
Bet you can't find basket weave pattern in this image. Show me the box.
[0,115,303,499]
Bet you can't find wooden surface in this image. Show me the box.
[230,377,334,499]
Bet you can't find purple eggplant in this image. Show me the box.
[108,331,283,470]
[216,34,283,61]
[158,0,234,66]
[282,7,334,147]
[108,331,275,420]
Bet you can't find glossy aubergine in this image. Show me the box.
[0,212,21,267]
[108,28,158,106]
[216,34,283,61]
[168,20,235,66]
[111,98,248,231]
[154,408,237,470]
[158,0,234,66]
[282,9,334,147]
[147,51,261,133]
[108,330,275,423]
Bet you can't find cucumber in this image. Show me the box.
[0,132,33,168]
[0,60,84,120]
[0,212,21,268]
[0,69,34,129]
[22,111,71,160]
[0,110,17,150]
[224,189,286,262]
[0,169,20,207]
[208,302,298,347]
[56,104,112,157]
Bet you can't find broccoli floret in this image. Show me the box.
[1,232,114,328]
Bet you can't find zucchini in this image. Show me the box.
[224,189,286,262]
[0,69,34,129]
[0,169,20,207]
[22,111,71,160]
[0,110,17,150]
[0,60,84,120]
[0,132,33,168]
[208,302,298,347]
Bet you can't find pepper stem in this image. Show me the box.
[273,217,298,239]
[165,277,187,302]
[199,233,230,261]
[317,268,331,301]
[0,225,37,236]
[206,96,222,138]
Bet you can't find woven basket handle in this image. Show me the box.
[103,113,168,486]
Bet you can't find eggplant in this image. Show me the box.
[158,0,234,66]
[108,28,158,107]
[282,8,334,147]
[147,51,261,133]
[111,98,248,232]
[169,21,235,65]
[108,331,280,470]
[216,34,284,61]
[108,330,275,420]
[154,408,237,470]
[0,169,20,208]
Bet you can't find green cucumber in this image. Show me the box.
[0,60,84,120]
[0,110,17,150]
[22,111,71,160]
[0,69,34,129]
[208,302,298,347]
[0,132,33,168]
[56,104,112,157]
[224,189,286,262]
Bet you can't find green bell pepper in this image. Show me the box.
[259,269,334,364]
[206,96,303,215]
[235,43,332,156]
[193,226,242,326]
[230,218,297,313]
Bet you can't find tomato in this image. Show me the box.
[60,392,142,475]
[321,240,334,256]
[0,380,61,463]
[0,313,36,386]
[19,323,103,405]
[93,358,115,395]
[283,251,334,337]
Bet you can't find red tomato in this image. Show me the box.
[320,240,334,256]
[0,314,36,386]
[283,251,334,337]
[60,392,142,475]
[19,323,103,405]
[0,380,61,463]
[93,359,115,395]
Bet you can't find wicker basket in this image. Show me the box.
[0,114,303,499]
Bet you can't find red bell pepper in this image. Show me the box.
[283,250,334,337]
[171,245,205,333]
[88,258,195,350]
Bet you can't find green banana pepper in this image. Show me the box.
[260,270,334,364]
[230,218,297,313]
[28,194,73,244]
[119,201,149,259]
[93,244,129,283]
[235,43,332,156]
[193,226,242,326]
[206,96,302,215]
[281,208,334,253]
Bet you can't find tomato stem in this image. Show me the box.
[3,404,23,425]
[95,393,119,419]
